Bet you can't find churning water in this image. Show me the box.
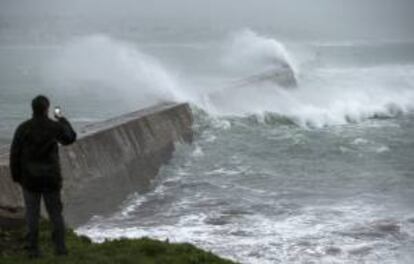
[1,24,414,263]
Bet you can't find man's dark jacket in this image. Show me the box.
[9,115,77,192]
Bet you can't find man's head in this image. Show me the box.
[32,95,50,117]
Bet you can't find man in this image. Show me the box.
[9,95,77,258]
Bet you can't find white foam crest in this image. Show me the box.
[202,65,414,128]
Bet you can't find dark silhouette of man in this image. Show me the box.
[9,95,77,258]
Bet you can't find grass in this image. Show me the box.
[0,221,236,264]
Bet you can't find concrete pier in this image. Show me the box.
[0,102,193,227]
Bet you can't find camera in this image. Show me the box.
[54,106,62,118]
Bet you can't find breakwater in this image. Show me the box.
[0,103,193,227]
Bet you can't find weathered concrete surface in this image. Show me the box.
[0,207,24,230]
[0,102,193,227]
[232,63,298,89]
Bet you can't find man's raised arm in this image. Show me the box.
[56,117,77,146]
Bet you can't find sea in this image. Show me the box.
[1,14,414,264]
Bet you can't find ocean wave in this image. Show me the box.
[44,32,414,128]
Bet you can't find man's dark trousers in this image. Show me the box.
[23,189,67,255]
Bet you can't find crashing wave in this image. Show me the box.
[222,29,297,89]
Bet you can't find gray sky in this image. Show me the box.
[1,0,413,40]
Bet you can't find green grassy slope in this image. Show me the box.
[0,222,236,264]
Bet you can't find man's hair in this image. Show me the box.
[32,95,50,116]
